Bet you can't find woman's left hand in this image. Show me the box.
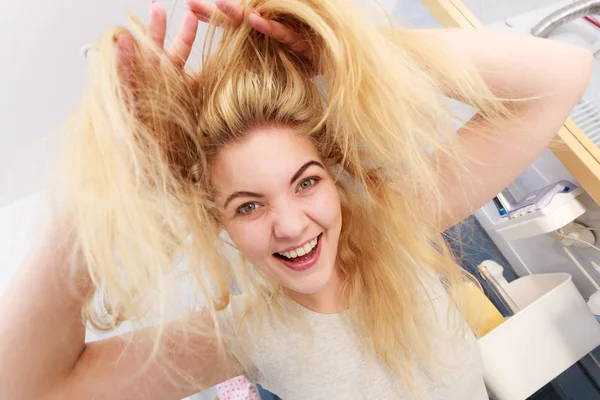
[190,0,315,64]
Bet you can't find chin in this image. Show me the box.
[282,263,335,295]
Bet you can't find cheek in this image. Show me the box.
[225,219,272,261]
[305,182,342,228]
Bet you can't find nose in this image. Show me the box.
[272,199,310,240]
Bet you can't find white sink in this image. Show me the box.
[478,273,600,400]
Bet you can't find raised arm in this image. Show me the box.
[0,220,90,399]
[0,2,242,398]
[0,217,240,400]
[429,28,593,229]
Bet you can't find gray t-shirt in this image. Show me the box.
[216,281,488,400]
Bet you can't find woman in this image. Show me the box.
[0,0,592,399]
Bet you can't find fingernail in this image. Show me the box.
[250,11,261,18]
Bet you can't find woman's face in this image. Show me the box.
[211,125,342,295]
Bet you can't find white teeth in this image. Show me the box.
[303,243,312,254]
[277,236,320,259]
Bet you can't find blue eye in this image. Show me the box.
[298,177,319,192]
[236,202,260,215]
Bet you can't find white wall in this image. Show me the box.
[461,0,566,25]
[392,0,567,27]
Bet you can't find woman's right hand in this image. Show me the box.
[115,0,204,83]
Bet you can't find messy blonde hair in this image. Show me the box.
[53,0,511,392]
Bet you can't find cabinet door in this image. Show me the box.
[419,0,600,204]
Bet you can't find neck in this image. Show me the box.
[286,267,349,314]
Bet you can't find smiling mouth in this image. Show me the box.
[273,234,323,271]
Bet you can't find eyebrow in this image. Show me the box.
[223,160,325,209]
[223,191,264,209]
[290,160,324,185]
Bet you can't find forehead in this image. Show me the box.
[211,126,321,195]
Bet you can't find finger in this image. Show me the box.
[189,0,234,27]
[115,32,142,114]
[287,39,312,58]
[215,0,245,25]
[248,13,314,62]
[116,32,137,87]
[187,0,216,23]
[248,12,301,46]
[169,9,199,69]
[148,2,167,50]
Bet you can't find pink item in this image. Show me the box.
[216,376,260,400]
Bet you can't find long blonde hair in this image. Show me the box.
[53,0,511,391]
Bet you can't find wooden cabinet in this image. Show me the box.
[421,0,600,204]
